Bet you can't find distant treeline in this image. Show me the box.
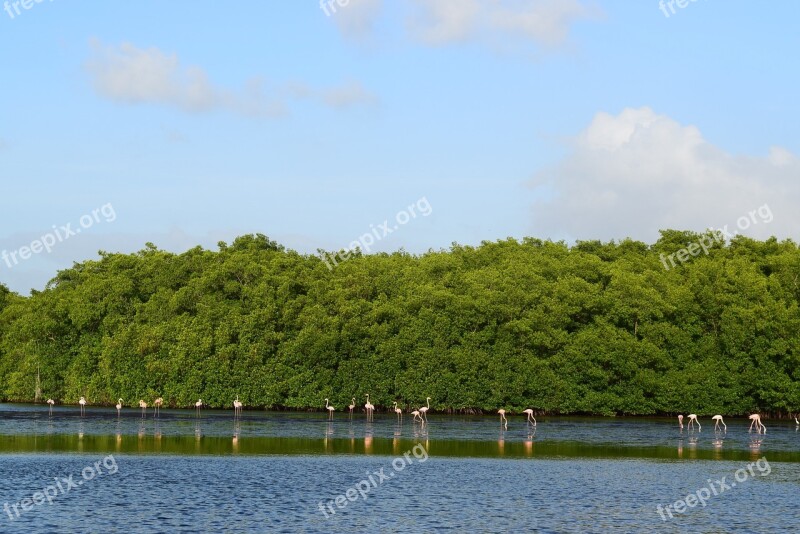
[1,231,798,416]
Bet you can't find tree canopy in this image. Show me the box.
[1,232,798,416]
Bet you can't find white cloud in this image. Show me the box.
[331,0,384,40]
[407,0,482,44]
[86,41,375,117]
[320,81,378,108]
[408,0,599,48]
[530,107,800,242]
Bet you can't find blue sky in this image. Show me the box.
[1,0,798,293]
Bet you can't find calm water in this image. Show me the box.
[1,404,798,532]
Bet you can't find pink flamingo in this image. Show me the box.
[392,401,403,421]
[748,414,766,434]
[79,396,86,416]
[348,398,355,418]
[687,413,700,431]
[418,397,431,423]
[233,396,242,417]
[411,410,422,422]
[365,394,374,421]
[116,398,123,416]
[498,409,508,430]
[195,399,203,416]
[46,398,55,415]
[522,408,536,426]
[677,414,683,429]
[153,397,163,417]
[712,415,726,432]
[324,398,335,420]
[139,400,148,418]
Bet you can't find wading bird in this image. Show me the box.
[233,396,242,416]
[687,414,700,431]
[154,397,163,417]
[325,398,335,420]
[47,398,55,415]
[522,408,536,426]
[116,398,123,416]
[677,414,683,429]
[411,410,422,422]
[79,396,86,416]
[419,397,431,423]
[195,399,203,416]
[392,401,403,420]
[365,394,374,421]
[795,415,799,426]
[712,415,726,432]
[348,398,355,418]
[498,409,508,430]
[748,414,766,434]
[139,400,148,418]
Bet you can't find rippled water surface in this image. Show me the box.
[1,404,798,532]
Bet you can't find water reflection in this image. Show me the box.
[3,405,800,461]
[1,432,798,462]
[232,419,240,453]
[497,429,505,457]
[324,422,334,452]
[524,428,536,457]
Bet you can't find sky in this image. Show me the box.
[1,0,798,294]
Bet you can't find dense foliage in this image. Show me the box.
[1,231,798,416]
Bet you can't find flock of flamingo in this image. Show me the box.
[675,413,796,434]
[42,395,800,434]
[46,396,215,418]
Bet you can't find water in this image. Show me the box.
[1,404,798,532]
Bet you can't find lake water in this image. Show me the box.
[0,404,798,532]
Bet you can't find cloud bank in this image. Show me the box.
[86,41,376,118]
[531,107,800,242]
[329,0,600,50]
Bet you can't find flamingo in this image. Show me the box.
[139,400,148,418]
[687,413,700,431]
[712,415,726,432]
[522,408,536,426]
[677,414,684,429]
[46,398,55,415]
[233,396,243,416]
[116,398,123,416]
[365,394,374,421]
[79,396,86,416]
[348,398,355,418]
[154,397,163,417]
[195,399,203,416]
[418,397,431,423]
[498,409,508,430]
[324,398,335,420]
[748,414,766,434]
[392,401,403,420]
[411,410,422,422]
